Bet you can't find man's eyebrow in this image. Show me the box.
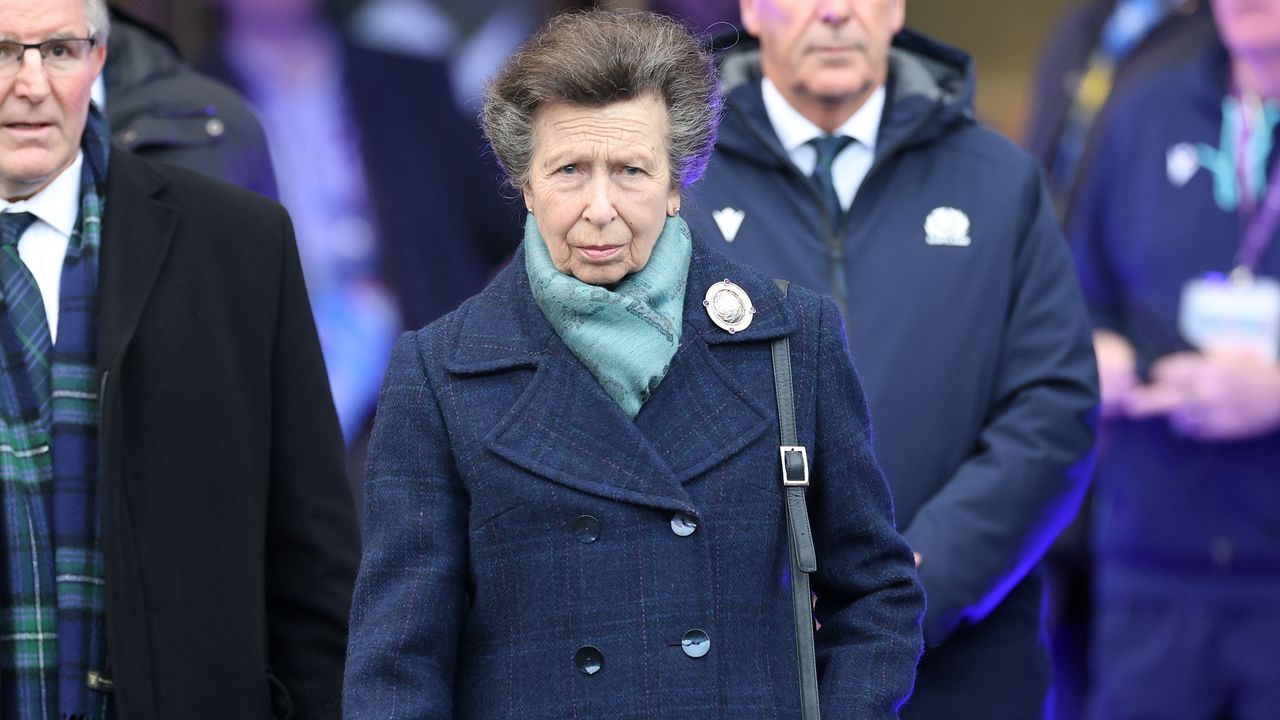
[0,31,86,42]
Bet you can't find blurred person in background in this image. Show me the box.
[646,0,742,30]
[344,10,924,718]
[1025,4,1216,715]
[0,0,357,717]
[1070,0,1280,717]
[99,4,277,198]
[683,1,1100,717]
[205,0,518,456]
[1027,0,1216,215]
[347,0,549,111]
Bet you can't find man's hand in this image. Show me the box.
[1126,351,1280,441]
[1094,330,1139,419]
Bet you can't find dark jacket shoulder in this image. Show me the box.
[105,7,278,198]
[108,146,287,229]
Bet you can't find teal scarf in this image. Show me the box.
[525,215,692,418]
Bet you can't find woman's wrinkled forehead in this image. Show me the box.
[531,97,670,164]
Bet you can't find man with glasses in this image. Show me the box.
[0,1,357,719]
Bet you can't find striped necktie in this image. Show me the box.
[809,135,855,226]
[0,211,53,409]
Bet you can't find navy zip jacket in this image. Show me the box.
[685,30,1099,716]
[1070,41,1280,600]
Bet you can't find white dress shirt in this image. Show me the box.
[760,78,886,211]
[0,152,83,344]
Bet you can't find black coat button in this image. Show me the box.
[681,629,710,658]
[575,645,604,675]
[572,515,601,544]
[670,513,698,536]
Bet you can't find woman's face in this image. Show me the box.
[523,95,681,287]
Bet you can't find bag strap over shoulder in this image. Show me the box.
[770,278,820,720]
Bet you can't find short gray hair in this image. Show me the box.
[85,0,110,44]
[481,9,721,191]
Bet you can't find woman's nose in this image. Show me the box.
[583,175,618,226]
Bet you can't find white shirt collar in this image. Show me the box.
[0,151,84,238]
[761,77,885,154]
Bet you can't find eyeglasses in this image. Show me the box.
[0,38,96,77]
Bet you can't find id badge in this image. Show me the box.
[1179,272,1280,363]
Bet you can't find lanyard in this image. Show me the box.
[1233,95,1280,274]
[1236,159,1280,275]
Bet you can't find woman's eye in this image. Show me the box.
[559,165,578,175]
[622,166,642,176]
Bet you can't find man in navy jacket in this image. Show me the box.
[684,1,1099,716]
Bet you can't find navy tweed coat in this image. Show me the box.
[343,238,925,719]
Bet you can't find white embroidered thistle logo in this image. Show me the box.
[924,207,971,247]
[712,207,746,243]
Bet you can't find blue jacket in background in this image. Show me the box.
[684,29,1099,718]
[344,239,925,719]
[1069,41,1280,601]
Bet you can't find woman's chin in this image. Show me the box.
[570,266,629,286]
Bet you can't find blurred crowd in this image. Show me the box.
[91,0,1280,717]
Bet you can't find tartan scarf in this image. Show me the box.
[524,215,691,418]
[0,105,110,720]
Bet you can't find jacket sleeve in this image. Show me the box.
[810,298,926,717]
[343,330,467,719]
[901,165,1099,647]
[264,207,361,718]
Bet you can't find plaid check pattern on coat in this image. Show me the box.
[0,106,111,720]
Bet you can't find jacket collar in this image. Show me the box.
[104,7,185,94]
[715,28,975,168]
[445,234,793,511]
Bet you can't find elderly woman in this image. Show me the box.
[343,10,923,719]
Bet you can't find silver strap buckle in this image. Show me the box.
[780,446,810,487]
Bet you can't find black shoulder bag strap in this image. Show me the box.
[771,279,820,720]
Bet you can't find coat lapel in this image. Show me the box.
[447,255,697,514]
[452,241,794,509]
[97,148,177,376]
[634,240,794,483]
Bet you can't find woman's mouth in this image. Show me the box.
[577,245,625,261]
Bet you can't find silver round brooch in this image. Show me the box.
[703,279,755,334]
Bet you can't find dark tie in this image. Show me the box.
[809,135,855,226]
[0,211,52,408]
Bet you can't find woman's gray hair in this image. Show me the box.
[85,0,111,43]
[481,9,721,191]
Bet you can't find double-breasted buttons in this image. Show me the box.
[681,629,711,658]
[670,513,698,537]
[575,645,604,675]
[572,515,601,544]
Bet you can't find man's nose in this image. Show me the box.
[12,49,52,101]
[817,0,853,26]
